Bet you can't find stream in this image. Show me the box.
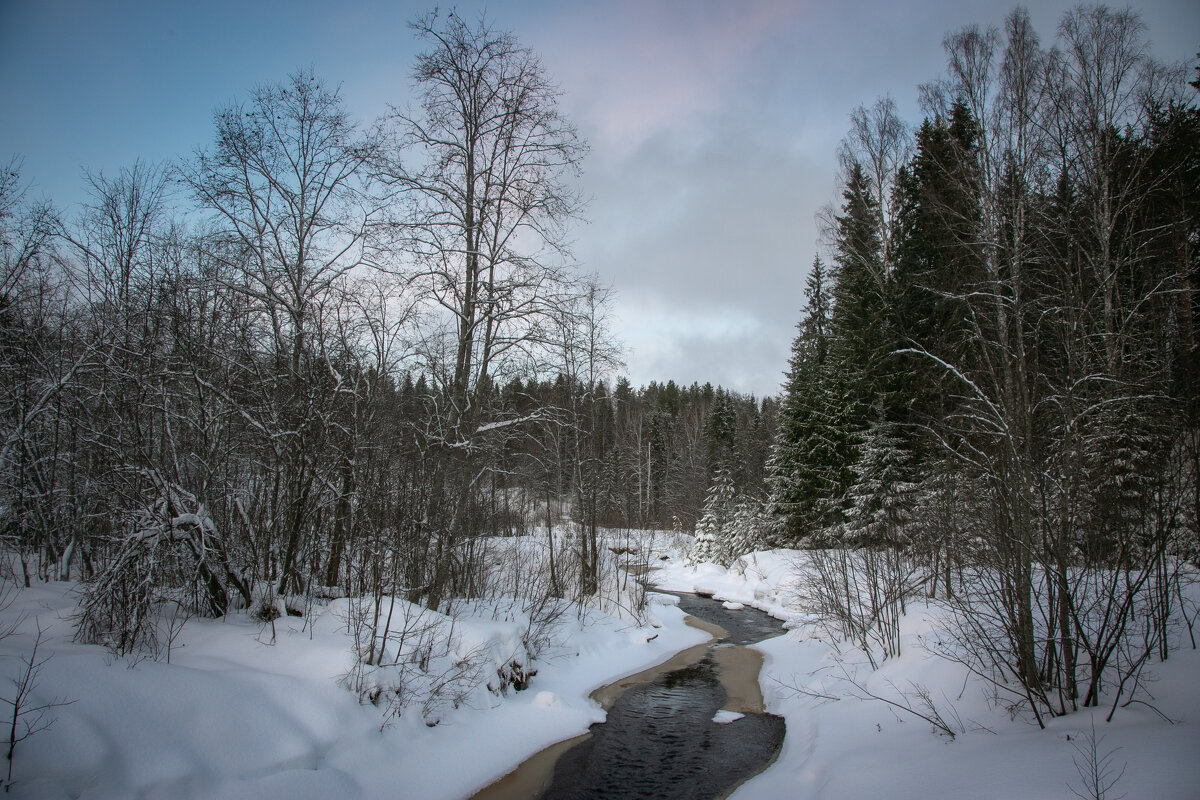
[473,592,787,800]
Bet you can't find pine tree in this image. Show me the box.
[843,417,918,548]
[688,466,737,566]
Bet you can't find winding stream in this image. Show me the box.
[472,593,786,800]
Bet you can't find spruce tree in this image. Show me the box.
[688,466,737,566]
[769,256,850,545]
[825,161,895,525]
[704,387,737,479]
[728,497,768,560]
[843,417,918,548]
[830,161,889,407]
[892,104,982,430]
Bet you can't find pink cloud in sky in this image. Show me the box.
[540,0,809,155]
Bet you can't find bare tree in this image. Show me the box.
[381,9,586,417]
[918,8,1052,719]
[2,622,72,790]
[896,7,1192,725]
[0,160,71,584]
[183,68,382,597]
[377,10,588,609]
[841,96,912,280]
[1048,5,1174,373]
[1069,719,1127,800]
[552,276,622,596]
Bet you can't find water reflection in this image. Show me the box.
[540,594,786,800]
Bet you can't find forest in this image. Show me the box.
[762,6,1200,723]
[0,3,1198,796]
[0,11,772,657]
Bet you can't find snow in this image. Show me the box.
[656,548,807,623]
[6,538,1198,800]
[0,569,707,800]
[653,548,1200,800]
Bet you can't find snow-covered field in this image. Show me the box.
[3,537,1197,799]
[654,549,1200,800]
[0,562,706,800]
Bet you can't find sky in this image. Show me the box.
[1,0,1196,397]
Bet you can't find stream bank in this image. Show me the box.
[470,593,785,799]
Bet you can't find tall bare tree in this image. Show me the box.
[183,68,381,596]
[0,160,69,582]
[841,96,912,281]
[381,9,586,420]
[378,10,587,608]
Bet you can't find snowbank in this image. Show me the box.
[652,548,1200,800]
[653,548,808,623]
[0,575,707,799]
[10,539,1197,800]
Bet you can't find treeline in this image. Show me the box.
[601,378,776,531]
[0,11,772,659]
[378,373,774,537]
[761,6,1198,723]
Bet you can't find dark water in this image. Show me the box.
[671,593,787,646]
[540,593,786,800]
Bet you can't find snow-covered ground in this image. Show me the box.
[654,548,1200,800]
[0,566,707,800]
[5,537,1197,800]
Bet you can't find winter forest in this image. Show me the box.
[1,4,1198,799]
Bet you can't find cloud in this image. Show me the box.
[6,0,1195,399]
[617,298,792,396]
[573,111,827,395]
[541,0,812,155]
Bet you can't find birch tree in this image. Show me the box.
[378,10,587,608]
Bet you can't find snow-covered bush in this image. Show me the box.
[339,595,533,726]
[74,478,249,658]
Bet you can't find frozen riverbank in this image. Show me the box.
[0,573,708,800]
[476,593,786,799]
[6,539,1197,799]
[652,548,1200,800]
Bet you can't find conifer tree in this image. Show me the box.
[688,466,737,566]
[704,388,737,479]
[796,161,896,534]
[728,497,768,560]
[891,102,982,453]
[843,417,918,548]
[830,162,889,401]
[769,256,850,544]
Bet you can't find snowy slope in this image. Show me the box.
[0,577,707,800]
[653,549,1200,800]
[7,542,1196,800]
